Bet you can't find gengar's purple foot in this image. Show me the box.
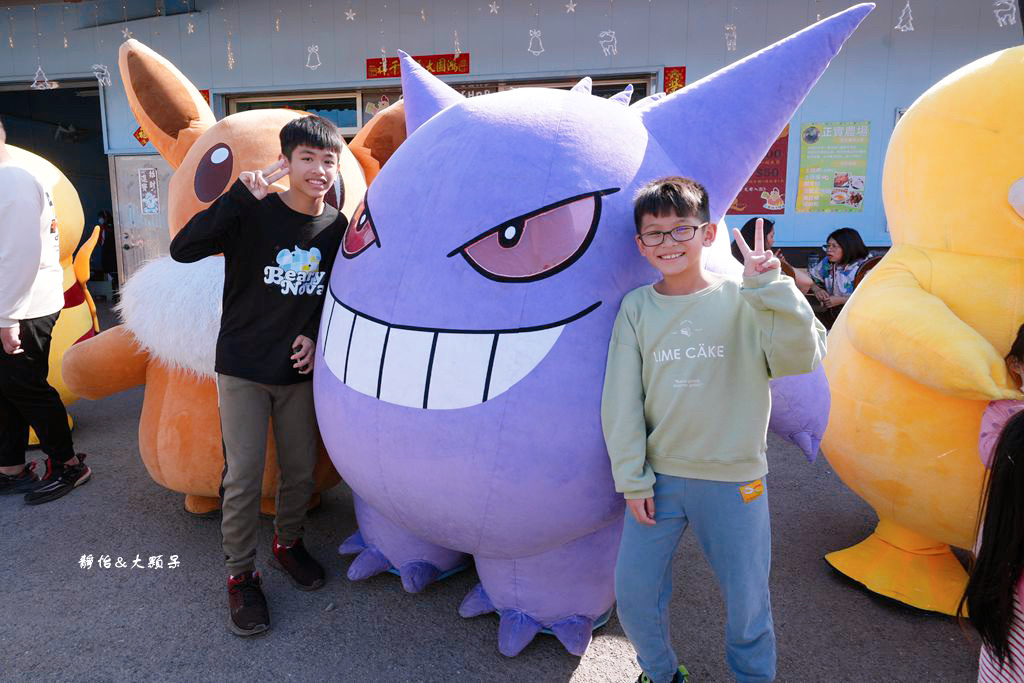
[346,545,392,581]
[398,560,441,593]
[349,494,469,592]
[550,615,595,656]
[458,582,495,617]
[498,610,544,657]
[338,529,366,555]
[472,521,622,656]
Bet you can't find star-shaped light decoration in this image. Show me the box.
[122,26,133,40]
[187,21,195,33]
[565,0,577,12]
[489,2,500,14]
[345,7,357,21]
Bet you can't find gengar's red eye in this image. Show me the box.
[451,189,618,282]
[343,200,379,258]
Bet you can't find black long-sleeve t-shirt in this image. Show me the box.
[170,180,346,385]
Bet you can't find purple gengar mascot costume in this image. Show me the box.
[315,4,871,656]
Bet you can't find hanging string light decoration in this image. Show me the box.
[527,2,543,55]
[30,6,56,89]
[91,3,111,86]
[724,0,738,51]
[219,3,235,69]
[61,5,69,48]
[91,63,112,87]
[379,3,388,72]
[598,0,618,56]
[894,1,914,31]
[121,2,133,39]
[306,44,321,69]
[453,29,461,58]
[7,8,15,49]
[994,0,1019,26]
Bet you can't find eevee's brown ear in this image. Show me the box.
[118,39,216,169]
[348,100,407,185]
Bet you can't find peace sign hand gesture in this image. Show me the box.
[238,159,289,200]
[732,218,781,277]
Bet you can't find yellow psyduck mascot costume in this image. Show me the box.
[5,145,100,429]
[823,45,1024,614]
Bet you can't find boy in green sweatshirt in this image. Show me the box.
[601,176,826,683]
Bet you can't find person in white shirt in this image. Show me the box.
[0,117,91,503]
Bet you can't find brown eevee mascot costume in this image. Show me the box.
[62,39,406,514]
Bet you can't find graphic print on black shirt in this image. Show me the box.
[169,179,347,385]
[264,245,327,296]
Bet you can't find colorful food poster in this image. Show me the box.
[795,121,869,213]
[728,125,789,215]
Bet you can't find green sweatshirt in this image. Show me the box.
[601,270,826,499]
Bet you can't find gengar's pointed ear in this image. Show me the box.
[640,3,873,222]
[398,50,465,135]
[609,84,633,106]
[570,77,593,94]
[118,39,216,169]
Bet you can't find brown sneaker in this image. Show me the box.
[271,535,325,591]
[227,571,270,636]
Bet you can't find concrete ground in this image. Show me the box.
[2,303,980,682]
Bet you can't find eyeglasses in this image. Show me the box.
[639,222,708,247]
[823,243,840,251]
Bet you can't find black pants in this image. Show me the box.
[0,312,75,467]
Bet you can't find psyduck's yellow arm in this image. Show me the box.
[62,325,149,399]
[845,245,1020,401]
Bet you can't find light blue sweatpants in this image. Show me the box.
[614,474,776,683]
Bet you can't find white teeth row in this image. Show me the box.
[320,297,565,410]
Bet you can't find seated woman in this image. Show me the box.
[802,227,870,326]
[730,217,812,288]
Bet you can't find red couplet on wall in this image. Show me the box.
[367,53,470,79]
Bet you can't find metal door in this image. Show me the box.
[108,154,173,284]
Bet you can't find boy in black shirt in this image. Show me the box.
[170,115,346,636]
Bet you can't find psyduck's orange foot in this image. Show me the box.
[825,519,967,615]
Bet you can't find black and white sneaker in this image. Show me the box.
[0,462,39,495]
[24,454,92,505]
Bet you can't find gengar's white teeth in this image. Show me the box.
[321,300,355,381]
[379,327,434,407]
[346,315,388,396]
[487,325,561,399]
[427,333,494,409]
[321,298,578,410]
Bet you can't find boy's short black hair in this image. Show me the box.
[280,115,343,159]
[633,176,710,233]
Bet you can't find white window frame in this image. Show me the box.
[226,91,363,135]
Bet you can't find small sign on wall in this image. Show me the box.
[138,168,160,215]
[368,53,470,79]
[133,127,150,146]
[663,66,686,94]
[795,122,870,213]
[729,125,789,215]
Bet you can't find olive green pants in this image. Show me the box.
[217,374,318,575]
